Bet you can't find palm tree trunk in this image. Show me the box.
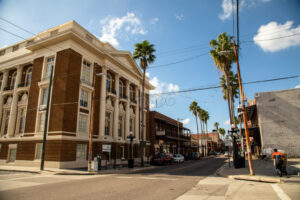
[224,72,234,126]
[140,67,146,167]
[205,122,209,155]
[195,115,200,153]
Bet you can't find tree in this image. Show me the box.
[189,101,200,152]
[202,110,210,155]
[133,40,156,167]
[218,128,226,140]
[210,33,236,127]
[214,122,219,132]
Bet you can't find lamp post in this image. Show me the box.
[88,63,105,172]
[127,134,136,168]
[177,118,183,154]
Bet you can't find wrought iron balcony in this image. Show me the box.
[3,85,14,91]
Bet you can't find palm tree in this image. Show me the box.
[218,128,226,140]
[202,110,210,155]
[214,122,219,133]
[220,70,239,126]
[210,33,236,127]
[189,101,200,152]
[133,40,156,167]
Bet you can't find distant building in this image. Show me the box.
[0,21,153,168]
[148,111,191,156]
[245,88,300,157]
[191,132,223,153]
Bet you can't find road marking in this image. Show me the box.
[0,175,51,182]
[271,184,291,200]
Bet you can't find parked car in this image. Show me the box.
[151,154,164,165]
[191,152,200,160]
[173,154,185,163]
[163,153,174,164]
[208,151,217,156]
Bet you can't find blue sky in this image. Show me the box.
[1,0,300,133]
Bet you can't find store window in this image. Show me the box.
[76,144,87,160]
[35,143,42,160]
[78,114,88,133]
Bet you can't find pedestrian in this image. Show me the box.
[272,149,284,177]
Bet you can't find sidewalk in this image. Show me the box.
[0,163,156,175]
[216,156,300,183]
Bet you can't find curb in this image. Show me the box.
[216,171,282,183]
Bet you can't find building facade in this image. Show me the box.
[149,111,191,156]
[0,21,153,168]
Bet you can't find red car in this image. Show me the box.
[152,153,174,165]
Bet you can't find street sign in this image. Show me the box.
[102,144,111,152]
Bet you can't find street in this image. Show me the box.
[0,157,224,200]
[1,157,299,200]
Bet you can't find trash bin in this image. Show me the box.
[128,159,134,168]
[97,155,101,171]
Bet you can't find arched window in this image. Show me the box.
[10,72,17,88]
[106,74,112,92]
[119,80,124,98]
[130,85,134,101]
[25,68,32,86]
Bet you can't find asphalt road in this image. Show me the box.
[0,157,226,200]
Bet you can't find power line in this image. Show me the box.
[242,32,300,43]
[149,52,210,69]
[151,74,300,96]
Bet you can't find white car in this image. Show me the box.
[173,154,184,163]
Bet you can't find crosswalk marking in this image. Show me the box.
[271,184,292,200]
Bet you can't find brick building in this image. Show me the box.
[0,21,153,168]
[149,111,191,156]
[191,132,223,153]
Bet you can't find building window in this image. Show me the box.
[81,60,91,83]
[41,87,49,106]
[35,143,42,160]
[11,72,17,88]
[130,118,135,136]
[105,111,111,136]
[3,110,10,135]
[76,144,87,160]
[38,113,46,132]
[0,144,2,153]
[119,80,124,98]
[25,68,32,86]
[7,147,17,163]
[118,115,124,137]
[80,89,89,108]
[130,86,134,101]
[12,45,19,52]
[45,56,55,78]
[18,108,26,133]
[78,114,88,133]
[106,74,112,92]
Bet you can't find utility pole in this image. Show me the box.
[40,65,54,171]
[140,69,146,167]
[233,40,255,175]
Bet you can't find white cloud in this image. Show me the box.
[182,118,190,125]
[253,21,300,52]
[219,0,270,21]
[150,103,156,109]
[145,72,150,78]
[150,17,159,24]
[99,12,147,47]
[175,14,184,21]
[167,83,180,92]
[219,0,234,21]
[295,85,300,88]
[223,119,230,125]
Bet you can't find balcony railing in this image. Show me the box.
[3,85,14,91]
[130,98,137,104]
[107,88,116,95]
[120,94,128,100]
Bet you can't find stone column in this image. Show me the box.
[8,66,23,137]
[0,70,9,127]
[135,86,140,141]
[113,74,119,140]
[99,67,107,137]
[125,81,130,139]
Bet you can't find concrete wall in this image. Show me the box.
[256,88,300,157]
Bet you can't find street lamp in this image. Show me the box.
[177,118,183,154]
[127,133,136,168]
[88,63,105,172]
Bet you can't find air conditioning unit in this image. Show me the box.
[39,105,47,111]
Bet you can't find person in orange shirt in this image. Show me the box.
[272,149,284,177]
